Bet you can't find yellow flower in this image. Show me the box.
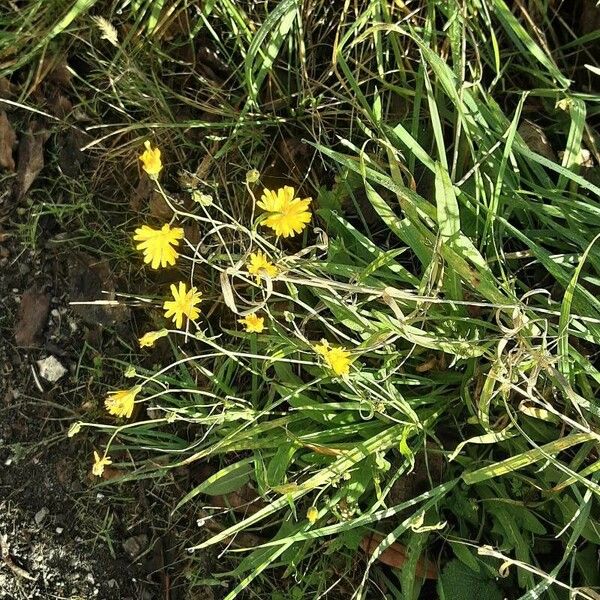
[238,313,265,333]
[105,385,142,419]
[133,223,185,270]
[163,282,202,329]
[257,186,311,238]
[246,251,278,282]
[139,329,169,348]
[315,341,352,377]
[92,451,112,477]
[307,506,319,524]
[140,140,162,178]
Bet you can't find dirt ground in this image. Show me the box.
[0,125,223,599]
[0,208,156,599]
[0,104,230,598]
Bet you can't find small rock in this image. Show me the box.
[518,120,557,162]
[55,527,64,534]
[122,534,148,559]
[34,507,49,525]
[36,355,67,382]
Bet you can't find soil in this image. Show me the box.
[0,217,151,599]
[0,117,221,598]
[0,104,207,596]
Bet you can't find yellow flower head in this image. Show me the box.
[139,329,169,348]
[92,451,112,477]
[238,313,265,333]
[307,506,319,524]
[105,384,142,419]
[315,341,352,377]
[257,186,311,238]
[134,223,185,270]
[246,251,278,282]
[163,282,202,329]
[140,140,162,178]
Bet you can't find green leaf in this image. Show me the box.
[438,559,503,600]
[558,233,600,380]
[490,0,570,88]
[463,433,595,485]
[244,0,297,103]
[173,458,254,511]
[434,162,463,300]
[267,442,298,488]
[449,542,481,574]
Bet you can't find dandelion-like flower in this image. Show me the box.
[246,251,278,282]
[92,451,112,477]
[315,341,351,377]
[163,282,202,329]
[133,223,184,269]
[105,385,142,419]
[140,140,162,178]
[238,313,265,333]
[307,506,318,524]
[139,329,169,348]
[257,186,311,238]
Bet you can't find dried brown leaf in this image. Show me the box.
[14,286,51,347]
[149,190,173,220]
[69,253,130,326]
[14,121,49,201]
[360,532,438,579]
[213,484,265,516]
[0,111,16,171]
[0,77,16,101]
[130,173,154,212]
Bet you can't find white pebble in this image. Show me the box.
[36,356,67,382]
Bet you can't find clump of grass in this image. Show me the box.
[5,0,600,598]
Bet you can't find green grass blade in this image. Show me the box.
[463,432,595,485]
